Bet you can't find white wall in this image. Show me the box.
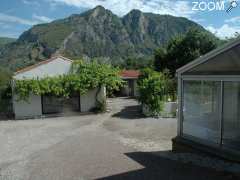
[13,94,42,119]
[14,57,72,80]
[12,57,107,117]
[80,88,97,112]
[80,86,106,112]
[12,57,72,119]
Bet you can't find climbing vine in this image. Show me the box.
[14,60,124,101]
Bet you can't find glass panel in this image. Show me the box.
[183,80,221,144]
[223,82,240,150]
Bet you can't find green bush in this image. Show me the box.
[0,68,13,114]
[137,68,175,115]
[92,99,107,113]
[14,60,124,101]
[154,28,219,76]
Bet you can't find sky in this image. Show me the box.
[0,0,240,39]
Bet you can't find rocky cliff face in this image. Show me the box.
[0,6,212,70]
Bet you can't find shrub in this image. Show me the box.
[137,68,175,115]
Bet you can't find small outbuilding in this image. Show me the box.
[119,70,140,97]
[12,56,106,119]
[174,37,240,161]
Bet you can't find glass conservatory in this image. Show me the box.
[176,38,240,159]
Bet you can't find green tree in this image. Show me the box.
[119,57,153,70]
[154,28,218,76]
[153,48,167,72]
[0,68,12,98]
[0,68,12,113]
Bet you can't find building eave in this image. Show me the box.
[176,37,240,76]
[121,77,138,80]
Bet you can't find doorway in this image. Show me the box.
[42,92,80,115]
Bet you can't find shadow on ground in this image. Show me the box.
[97,151,238,180]
[112,105,145,119]
[0,114,13,121]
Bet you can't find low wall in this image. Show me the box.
[12,86,107,119]
[80,86,106,112]
[13,94,42,119]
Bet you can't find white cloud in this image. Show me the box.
[207,24,240,39]
[208,16,240,39]
[0,22,11,29]
[225,16,240,24]
[22,0,40,6]
[0,13,39,25]
[33,14,53,23]
[48,0,194,17]
[0,13,53,26]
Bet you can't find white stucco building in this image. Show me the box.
[12,56,106,119]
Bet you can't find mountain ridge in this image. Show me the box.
[0,6,217,71]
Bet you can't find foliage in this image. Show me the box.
[0,68,11,90]
[0,68,12,113]
[154,28,219,76]
[117,56,153,70]
[137,68,175,115]
[0,37,16,48]
[153,48,167,72]
[0,68,12,98]
[71,60,124,93]
[14,60,124,101]
[92,99,107,113]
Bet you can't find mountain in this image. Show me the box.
[0,37,16,48]
[0,6,216,71]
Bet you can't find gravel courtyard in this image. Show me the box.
[0,98,239,180]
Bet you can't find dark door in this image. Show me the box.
[63,92,80,112]
[42,95,63,114]
[128,80,135,96]
[42,92,80,115]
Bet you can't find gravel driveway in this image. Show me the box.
[0,98,239,180]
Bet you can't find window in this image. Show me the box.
[223,82,240,150]
[183,80,221,143]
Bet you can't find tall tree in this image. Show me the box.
[154,48,167,72]
[154,28,219,76]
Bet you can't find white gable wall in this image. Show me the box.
[14,57,72,80]
[80,86,106,112]
[13,57,73,119]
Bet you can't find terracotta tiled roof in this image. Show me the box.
[120,70,140,78]
[14,55,73,75]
